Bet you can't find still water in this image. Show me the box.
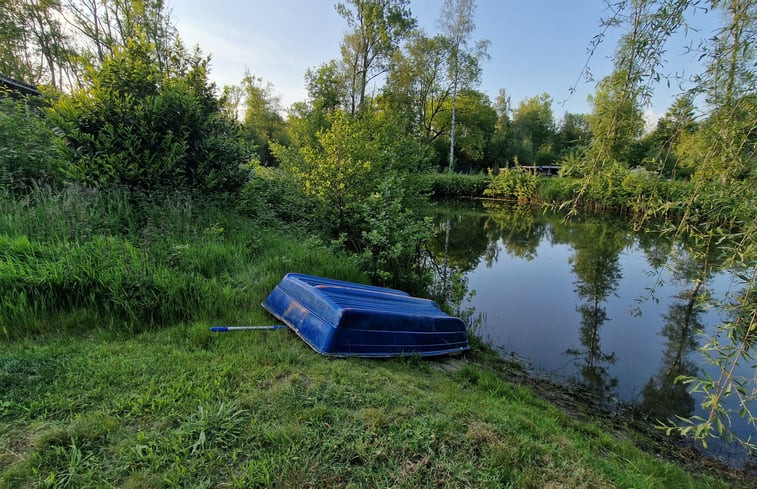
[429,200,754,464]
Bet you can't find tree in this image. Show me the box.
[493,88,511,132]
[433,89,496,170]
[488,88,516,168]
[305,60,348,114]
[0,0,78,90]
[437,0,489,172]
[510,93,557,166]
[384,32,452,145]
[576,0,756,449]
[240,73,288,166]
[641,95,698,178]
[585,69,644,166]
[271,107,430,289]
[682,0,756,184]
[335,0,415,115]
[49,37,251,194]
[555,112,591,159]
[65,0,178,71]
[219,83,244,121]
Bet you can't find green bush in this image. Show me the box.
[237,166,316,226]
[483,168,538,202]
[538,177,580,203]
[48,38,251,194]
[358,177,433,292]
[0,95,64,191]
[415,172,489,198]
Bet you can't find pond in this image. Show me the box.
[428,200,755,466]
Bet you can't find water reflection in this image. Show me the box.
[481,202,545,262]
[562,219,626,404]
[428,200,753,459]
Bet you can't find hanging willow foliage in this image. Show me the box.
[576,0,756,450]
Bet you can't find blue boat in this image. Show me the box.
[262,273,470,357]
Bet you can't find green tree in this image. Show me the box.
[384,32,452,146]
[240,73,288,166]
[0,0,78,90]
[272,107,430,289]
[580,0,691,173]
[305,60,348,114]
[641,95,698,178]
[277,109,382,232]
[577,0,756,448]
[681,0,756,184]
[510,93,557,166]
[554,112,591,159]
[289,60,349,147]
[585,70,644,166]
[488,88,516,168]
[438,0,489,172]
[433,89,496,170]
[66,0,178,71]
[49,37,250,194]
[335,0,416,115]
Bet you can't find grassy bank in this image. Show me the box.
[418,171,756,227]
[1,328,745,488]
[0,187,749,488]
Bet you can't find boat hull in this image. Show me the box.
[262,273,470,357]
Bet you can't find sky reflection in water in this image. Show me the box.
[430,201,754,463]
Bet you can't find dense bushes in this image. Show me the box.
[0,95,63,191]
[48,39,251,194]
[357,177,433,291]
[237,166,316,226]
[415,172,489,198]
[271,108,434,289]
[483,168,538,202]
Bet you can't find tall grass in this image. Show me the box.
[0,186,365,338]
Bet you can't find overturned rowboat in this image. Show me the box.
[262,273,470,357]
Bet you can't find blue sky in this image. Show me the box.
[172,0,717,121]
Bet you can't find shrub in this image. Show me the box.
[415,172,489,198]
[358,177,433,291]
[0,95,64,191]
[538,177,579,203]
[483,168,538,202]
[237,166,316,226]
[48,38,251,194]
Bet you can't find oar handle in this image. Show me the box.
[210,325,286,332]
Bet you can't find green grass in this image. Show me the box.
[0,187,365,339]
[0,329,740,488]
[0,187,748,488]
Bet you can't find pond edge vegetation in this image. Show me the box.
[1,0,754,486]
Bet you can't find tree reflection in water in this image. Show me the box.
[560,218,625,404]
[426,201,753,460]
[640,250,711,421]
